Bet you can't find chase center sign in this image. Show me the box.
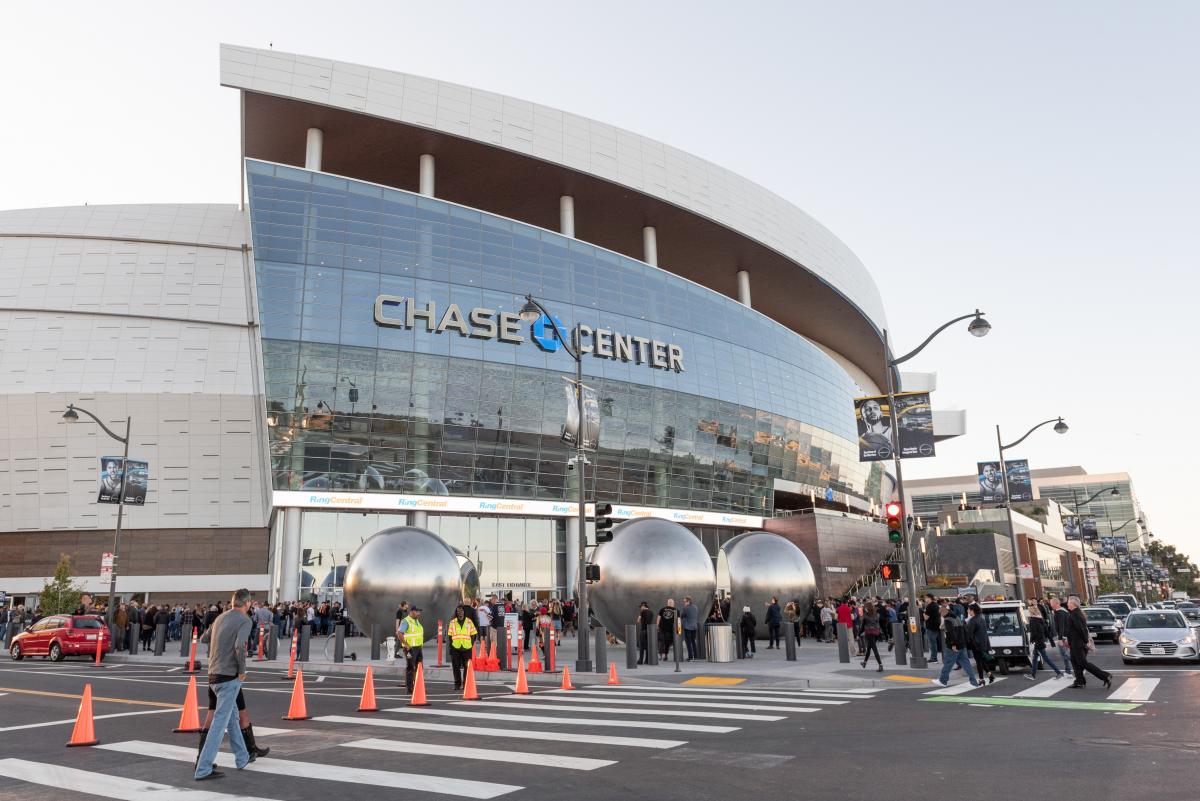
[374,296,685,372]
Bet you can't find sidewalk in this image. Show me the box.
[64,633,941,690]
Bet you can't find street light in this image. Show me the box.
[1070,485,1119,604]
[995,417,1068,603]
[518,294,594,674]
[62,403,131,626]
[884,309,990,669]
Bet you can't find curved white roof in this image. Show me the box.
[219,44,886,334]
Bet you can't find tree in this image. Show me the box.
[40,554,85,615]
[1097,575,1121,595]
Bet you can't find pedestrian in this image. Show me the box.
[765,597,782,649]
[394,601,410,657]
[820,603,835,642]
[931,606,980,688]
[836,599,853,647]
[964,603,995,684]
[636,602,653,664]
[477,598,492,644]
[656,599,678,661]
[739,605,757,658]
[783,600,800,649]
[398,606,426,694]
[1024,603,1064,680]
[520,602,535,651]
[447,604,477,691]
[113,603,128,651]
[194,589,261,781]
[923,594,942,664]
[681,596,699,661]
[1048,597,1074,670]
[1065,596,1112,689]
[859,602,884,671]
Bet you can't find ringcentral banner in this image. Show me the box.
[854,391,934,461]
[374,296,685,372]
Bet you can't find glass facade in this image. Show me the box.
[247,160,883,517]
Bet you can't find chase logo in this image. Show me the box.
[531,314,566,352]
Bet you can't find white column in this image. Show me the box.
[736,269,752,307]
[559,195,575,238]
[419,154,436,197]
[565,517,581,598]
[304,128,324,171]
[280,508,303,602]
[410,511,428,529]
[642,226,658,266]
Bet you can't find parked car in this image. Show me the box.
[1119,610,1200,664]
[9,614,110,662]
[1082,606,1123,642]
[1098,600,1133,620]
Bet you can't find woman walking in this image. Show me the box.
[860,602,884,671]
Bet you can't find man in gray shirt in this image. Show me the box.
[195,589,253,781]
[681,596,700,661]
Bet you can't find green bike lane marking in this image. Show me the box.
[922,696,1140,712]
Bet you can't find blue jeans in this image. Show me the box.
[1028,645,1064,677]
[925,630,941,662]
[1054,641,1071,669]
[195,678,249,779]
[938,647,979,685]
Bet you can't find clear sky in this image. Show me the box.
[2,3,1196,557]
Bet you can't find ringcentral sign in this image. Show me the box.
[373,295,684,372]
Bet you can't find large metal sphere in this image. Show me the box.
[453,548,480,602]
[344,527,464,643]
[589,518,716,641]
[720,532,817,638]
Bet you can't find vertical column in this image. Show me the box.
[280,508,303,602]
[566,517,581,599]
[419,154,436,197]
[642,226,658,266]
[305,128,323,171]
[736,270,752,307]
[559,195,575,238]
[410,511,428,529]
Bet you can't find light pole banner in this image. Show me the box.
[976,461,1006,502]
[1062,515,1098,541]
[560,377,600,453]
[1081,515,1098,541]
[123,459,148,505]
[1004,459,1034,502]
[856,392,935,461]
[97,457,149,505]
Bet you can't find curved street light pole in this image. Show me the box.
[1070,485,1120,604]
[519,294,592,673]
[996,417,1067,604]
[883,309,990,669]
[62,404,131,626]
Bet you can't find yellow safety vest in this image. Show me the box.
[402,617,424,647]
[447,617,476,649]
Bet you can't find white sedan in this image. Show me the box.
[1119,610,1200,664]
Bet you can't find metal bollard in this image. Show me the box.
[333,625,345,663]
[266,624,279,660]
[128,625,138,655]
[784,628,797,661]
[648,629,659,665]
[625,624,638,669]
[499,624,509,672]
[297,625,310,662]
[593,626,608,674]
[696,625,707,660]
[369,624,381,661]
[153,623,167,656]
[178,625,190,657]
[674,628,682,673]
[893,620,907,666]
[837,622,851,664]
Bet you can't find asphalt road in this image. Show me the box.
[0,644,1195,801]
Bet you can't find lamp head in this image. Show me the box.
[62,405,79,421]
[1053,418,1069,435]
[1110,488,1120,497]
[518,295,541,324]
[967,310,991,338]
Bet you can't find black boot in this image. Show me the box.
[195,729,209,769]
[241,725,270,762]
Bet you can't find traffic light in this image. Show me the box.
[585,564,601,582]
[880,562,902,581]
[885,501,904,544]
[593,502,614,543]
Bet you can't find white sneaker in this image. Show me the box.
[931,678,948,687]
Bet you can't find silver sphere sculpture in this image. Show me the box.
[720,531,817,638]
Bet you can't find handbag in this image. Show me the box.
[865,624,882,637]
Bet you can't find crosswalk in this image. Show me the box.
[920,674,1164,708]
[0,681,885,799]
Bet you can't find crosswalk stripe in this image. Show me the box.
[313,714,685,749]
[1011,678,1072,698]
[924,678,1004,696]
[0,757,279,801]
[513,694,820,713]
[384,706,739,733]
[548,689,847,705]
[0,707,179,733]
[1107,677,1160,701]
[463,699,784,721]
[585,685,879,698]
[343,738,616,771]
[96,741,521,799]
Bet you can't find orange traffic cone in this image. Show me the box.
[560,665,575,690]
[607,662,619,685]
[471,641,483,672]
[528,642,543,674]
[462,662,480,701]
[408,662,430,706]
[281,668,311,720]
[484,640,499,672]
[513,650,531,695]
[66,684,98,747]
[173,674,202,732]
[358,665,378,712]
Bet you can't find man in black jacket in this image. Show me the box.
[1065,596,1112,689]
[931,607,979,688]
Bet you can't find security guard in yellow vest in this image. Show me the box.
[398,606,425,693]
[447,604,478,690]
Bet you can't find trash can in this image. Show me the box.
[706,623,734,663]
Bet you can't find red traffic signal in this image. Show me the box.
[880,562,902,581]
[885,502,903,529]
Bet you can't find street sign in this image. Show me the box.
[1018,563,1033,579]
[100,552,114,580]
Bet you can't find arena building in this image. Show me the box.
[0,44,899,606]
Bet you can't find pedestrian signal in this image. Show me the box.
[880,562,902,581]
[885,501,903,544]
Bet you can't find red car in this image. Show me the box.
[9,614,110,662]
